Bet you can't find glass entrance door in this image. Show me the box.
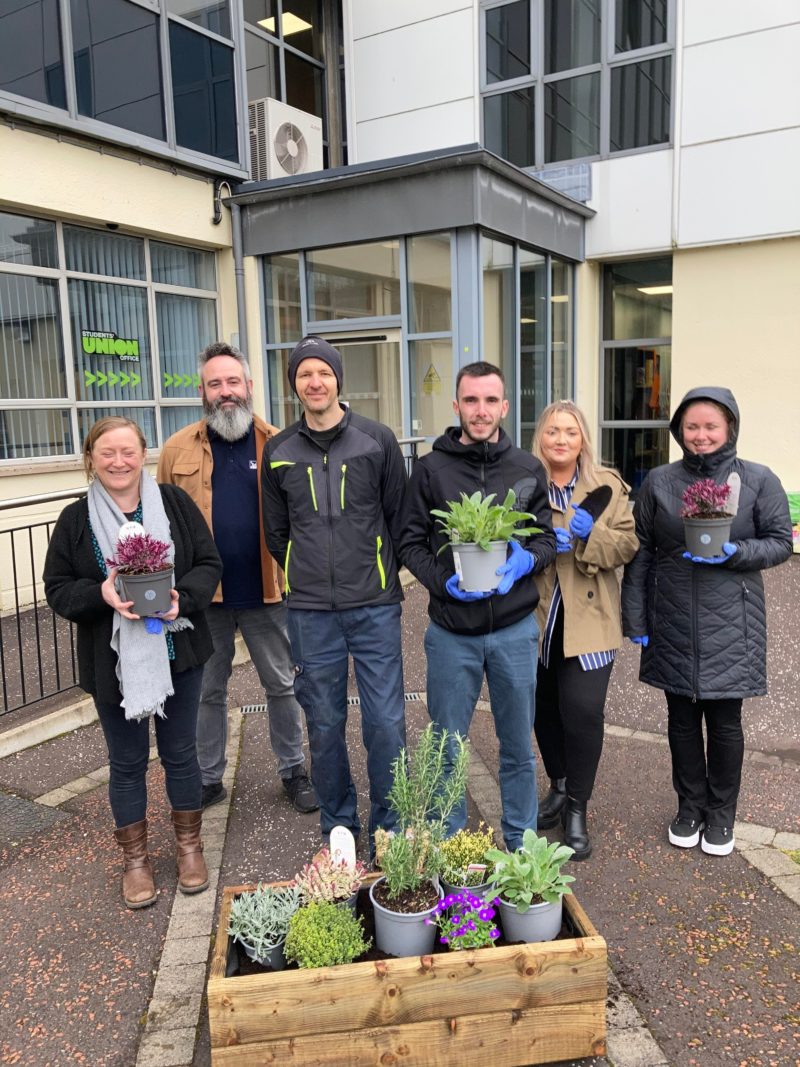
[317,330,403,438]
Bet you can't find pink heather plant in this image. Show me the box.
[292,848,368,904]
[107,532,172,575]
[680,479,732,519]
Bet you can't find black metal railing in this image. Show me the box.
[0,487,87,716]
[398,436,426,475]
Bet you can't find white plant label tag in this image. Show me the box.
[467,863,487,874]
[329,825,357,869]
[118,521,145,541]
[452,549,463,580]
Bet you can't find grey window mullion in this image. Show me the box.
[161,12,177,148]
[55,221,81,452]
[166,13,233,46]
[542,62,601,84]
[513,242,521,442]
[298,250,309,338]
[398,237,410,439]
[544,254,552,403]
[58,0,78,120]
[532,0,544,166]
[600,45,611,154]
[231,0,250,172]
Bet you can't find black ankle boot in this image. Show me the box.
[537,777,567,829]
[562,797,591,860]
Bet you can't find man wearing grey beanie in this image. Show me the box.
[262,336,408,856]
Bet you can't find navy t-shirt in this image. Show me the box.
[209,425,263,610]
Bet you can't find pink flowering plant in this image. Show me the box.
[292,847,368,905]
[107,532,172,574]
[680,479,733,520]
[425,890,501,950]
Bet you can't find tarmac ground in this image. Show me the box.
[0,560,798,1067]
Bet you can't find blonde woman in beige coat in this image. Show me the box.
[532,402,638,859]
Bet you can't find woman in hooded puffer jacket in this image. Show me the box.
[621,387,792,856]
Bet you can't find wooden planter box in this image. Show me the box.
[208,874,607,1066]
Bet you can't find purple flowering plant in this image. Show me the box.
[107,532,172,575]
[680,478,733,520]
[424,890,501,951]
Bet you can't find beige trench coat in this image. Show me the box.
[534,467,639,659]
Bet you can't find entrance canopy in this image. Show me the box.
[233,144,592,262]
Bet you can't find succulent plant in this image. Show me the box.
[292,848,368,904]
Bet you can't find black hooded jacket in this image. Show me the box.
[621,387,792,699]
[400,427,555,637]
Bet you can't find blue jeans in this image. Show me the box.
[197,602,306,784]
[288,603,406,843]
[424,614,539,850]
[95,666,204,827]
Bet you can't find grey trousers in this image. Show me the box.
[197,601,306,784]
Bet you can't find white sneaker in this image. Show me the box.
[701,826,735,856]
[668,816,703,848]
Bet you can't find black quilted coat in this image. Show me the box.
[621,387,792,699]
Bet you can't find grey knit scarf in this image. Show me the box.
[88,472,192,721]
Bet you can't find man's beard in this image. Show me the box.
[204,394,254,442]
[459,414,500,444]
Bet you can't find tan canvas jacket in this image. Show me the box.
[157,415,283,604]
[534,467,639,659]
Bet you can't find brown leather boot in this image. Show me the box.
[113,820,157,909]
[171,810,209,894]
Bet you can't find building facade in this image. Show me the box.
[1,0,798,524]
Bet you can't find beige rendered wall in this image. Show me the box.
[671,240,800,492]
[572,260,602,450]
[0,124,238,504]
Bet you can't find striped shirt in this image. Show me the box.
[540,472,615,672]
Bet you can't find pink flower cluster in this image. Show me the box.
[107,532,171,574]
[680,478,732,519]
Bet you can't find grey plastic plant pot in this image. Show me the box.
[452,541,508,593]
[117,568,174,616]
[241,937,287,971]
[368,877,441,957]
[496,895,563,943]
[683,517,733,558]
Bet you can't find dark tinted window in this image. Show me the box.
[71,0,165,140]
[285,50,324,121]
[170,21,238,161]
[0,0,66,108]
[545,72,600,162]
[611,56,671,151]
[484,87,535,167]
[545,0,600,74]
[166,1,231,39]
[615,0,668,52]
[485,0,529,85]
[282,0,324,60]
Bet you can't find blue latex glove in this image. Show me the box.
[495,538,535,595]
[144,616,165,634]
[569,504,594,541]
[630,635,649,648]
[555,528,573,553]
[682,542,737,565]
[445,572,493,601]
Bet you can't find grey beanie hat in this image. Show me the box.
[288,336,343,393]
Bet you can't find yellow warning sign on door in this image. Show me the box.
[422,364,441,396]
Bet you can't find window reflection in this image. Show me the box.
[307,243,400,321]
[0,0,66,109]
[71,0,165,140]
[407,234,451,334]
[170,22,237,161]
[481,236,516,434]
[166,1,231,40]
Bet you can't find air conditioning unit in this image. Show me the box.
[248,97,324,181]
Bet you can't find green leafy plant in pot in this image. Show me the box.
[371,724,470,957]
[284,901,371,969]
[431,489,540,592]
[484,828,575,943]
[680,478,734,558]
[107,525,174,616]
[227,883,303,970]
[438,823,496,896]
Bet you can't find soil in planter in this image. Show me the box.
[224,887,582,977]
[371,879,440,914]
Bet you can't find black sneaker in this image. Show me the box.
[701,825,735,856]
[201,781,227,809]
[282,768,319,814]
[668,816,703,848]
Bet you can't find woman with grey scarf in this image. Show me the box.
[44,417,222,909]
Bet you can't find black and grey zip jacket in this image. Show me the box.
[262,405,406,611]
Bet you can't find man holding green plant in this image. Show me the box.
[400,361,555,849]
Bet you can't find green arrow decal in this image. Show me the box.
[84,371,96,387]
[131,373,140,387]
[107,372,119,386]
[192,374,200,387]
[119,372,130,387]
[96,372,108,387]
[164,373,173,388]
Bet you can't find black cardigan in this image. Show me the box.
[44,484,222,704]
